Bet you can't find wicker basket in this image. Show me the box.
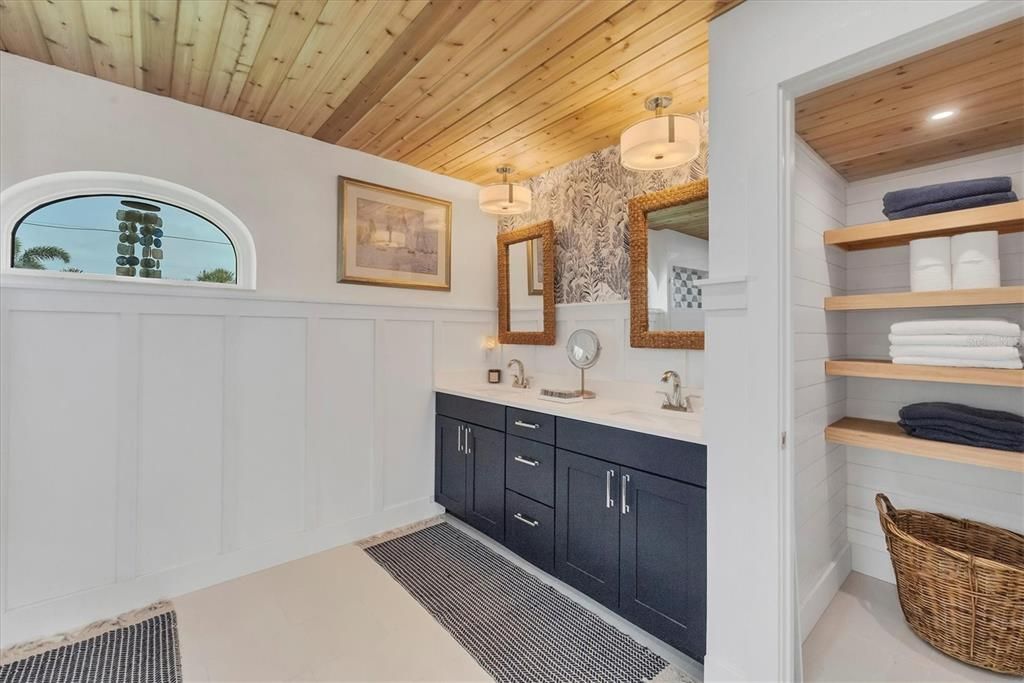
[876,494,1024,675]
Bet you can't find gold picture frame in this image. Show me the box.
[337,176,452,291]
[628,178,707,350]
[498,221,556,345]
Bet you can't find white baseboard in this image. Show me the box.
[702,653,746,683]
[851,543,896,585]
[799,543,852,641]
[0,498,441,648]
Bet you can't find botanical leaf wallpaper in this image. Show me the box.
[499,110,708,304]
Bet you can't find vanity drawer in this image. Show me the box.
[504,491,554,573]
[505,435,554,506]
[436,393,505,431]
[506,407,555,445]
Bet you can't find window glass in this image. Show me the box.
[12,195,237,283]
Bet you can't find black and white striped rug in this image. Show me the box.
[0,606,181,683]
[364,521,688,683]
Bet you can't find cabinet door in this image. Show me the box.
[619,468,706,660]
[434,416,466,518]
[465,424,505,542]
[554,449,620,609]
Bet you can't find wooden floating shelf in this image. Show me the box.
[824,285,1024,311]
[824,201,1024,251]
[825,359,1024,387]
[825,417,1023,473]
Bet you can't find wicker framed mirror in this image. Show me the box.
[498,220,555,345]
[629,178,707,349]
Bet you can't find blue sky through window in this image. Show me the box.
[13,195,236,281]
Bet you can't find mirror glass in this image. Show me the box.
[566,329,600,369]
[507,237,543,332]
[645,196,708,332]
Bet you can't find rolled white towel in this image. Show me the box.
[893,356,1023,369]
[888,333,1022,347]
[889,345,1022,361]
[890,319,1021,337]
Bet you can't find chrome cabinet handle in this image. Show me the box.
[513,512,539,528]
[457,425,463,453]
[466,427,472,455]
[621,474,630,515]
[513,455,540,467]
[605,469,615,508]
[514,420,540,430]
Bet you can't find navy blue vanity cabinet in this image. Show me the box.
[434,416,466,517]
[435,394,506,542]
[464,424,506,542]
[555,416,707,661]
[435,394,707,662]
[619,468,707,659]
[554,448,621,610]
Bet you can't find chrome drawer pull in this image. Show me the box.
[621,474,630,515]
[513,512,539,528]
[514,455,540,467]
[514,420,540,430]
[605,469,615,508]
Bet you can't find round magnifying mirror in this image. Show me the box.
[566,329,600,398]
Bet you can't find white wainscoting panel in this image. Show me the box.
[232,316,308,550]
[309,317,376,528]
[0,285,494,646]
[378,320,435,509]
[137,314,225,577]
[6,311,121,608]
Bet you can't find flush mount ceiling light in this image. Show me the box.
[929,110,956,121]
[620,95,700,171]
[479,166,532,215]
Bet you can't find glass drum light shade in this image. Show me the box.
[620,115,700,171]
[479,182,532,215]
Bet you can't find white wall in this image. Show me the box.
[791,141,851,641]
[0,53,496,309]
[842,146,1024,584]
[707,2,1009,681]
[0,52,496,645]
[500,300,700,397]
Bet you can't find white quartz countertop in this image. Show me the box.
[434,382,705,445]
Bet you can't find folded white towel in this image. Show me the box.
[890,319,1021,337]
[888,333,1022,347]
[889,345,1022,361]
[893,356,1024,369]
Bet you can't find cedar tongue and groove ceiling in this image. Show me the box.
[0,0,734,183]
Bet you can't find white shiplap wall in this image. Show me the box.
[843,146,1024,583]
[792,140,851,640]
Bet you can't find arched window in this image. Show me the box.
[1,172,256,288]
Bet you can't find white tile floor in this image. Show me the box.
[174,543,491,682]
[173,518,700,683]
[803,571,1018,683]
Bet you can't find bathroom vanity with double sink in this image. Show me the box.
[433,385,707,661]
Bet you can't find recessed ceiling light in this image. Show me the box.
[929,110,956,121]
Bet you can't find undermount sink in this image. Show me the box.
[608,408,700,424]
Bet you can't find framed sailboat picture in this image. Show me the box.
[337,177,452,290]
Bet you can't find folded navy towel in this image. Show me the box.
[883,176,1012,214]
[884,191,1018,220]
[898,417,1023,443]
[899,402,1024,435]
[898,423,1023,453]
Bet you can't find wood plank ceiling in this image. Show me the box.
[796,18,1024,182]
[0,0,734,184]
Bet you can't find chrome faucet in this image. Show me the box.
[508,359,530,389]
[658,370,688,412]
